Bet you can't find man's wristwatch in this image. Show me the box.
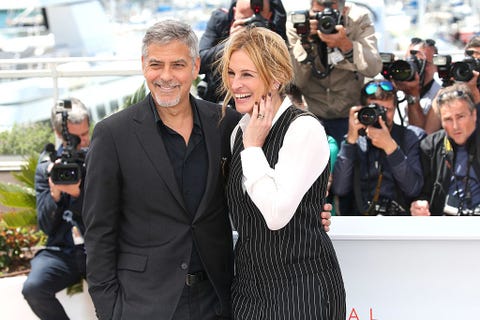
[406,95,418,105]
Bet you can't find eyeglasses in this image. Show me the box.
[411,37,436,47]
[364,81,394,95]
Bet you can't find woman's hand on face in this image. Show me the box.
[243,93,274,148]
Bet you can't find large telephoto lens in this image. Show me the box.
[389,60,416,81]
[450,61,474,82]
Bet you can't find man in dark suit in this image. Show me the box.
[82,20,240,319]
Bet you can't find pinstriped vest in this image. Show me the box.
[226,106,336,281]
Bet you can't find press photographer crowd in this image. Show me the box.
[198,0,480,217]
[17,0,480,319]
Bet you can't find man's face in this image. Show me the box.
[367,98,396,128]
[66,118,90,149]
[440,99,477,146]
[466,46,480,59]
[407,43,436,81]
[142,40,199,109]
[234,0,272,20]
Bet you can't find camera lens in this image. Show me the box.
[451,61,474,82]
[59,169,78,182]
[358,108,378,126]
[389,60,415,81]
[357,104,386,127]
[318,16,336,34]
[51,163,81,185]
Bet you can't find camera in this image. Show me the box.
[243,0,270,29]
[380,52,395,80]
[357,103,386,128]
[433,54,453,87]
[444,194,480,216]
[291,10,310,36]
[48,100,87,185]
[365,198,406,216]
[432,54,480,87]
[450,57,480,83]
[386,50,425,82]
[313,1,341,34]
[291,1,342,36]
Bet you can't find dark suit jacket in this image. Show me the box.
[83,94,240,319]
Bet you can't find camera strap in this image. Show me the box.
[301,37,333,79]
[444,135,479,214]
[363,164,383,216]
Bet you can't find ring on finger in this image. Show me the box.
[257,114,265,119]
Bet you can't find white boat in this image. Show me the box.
[0,0,145,132]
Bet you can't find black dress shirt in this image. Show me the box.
[150,97,208,272]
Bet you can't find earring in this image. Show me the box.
[273,82,280,90]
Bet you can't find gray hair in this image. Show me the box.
[434,83,476,116]
[141,20,199,62]
[50,97,90,134]
[312,0,346,11]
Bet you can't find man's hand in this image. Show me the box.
[346,106,365,144]
[365,117,398,155]
[410,200,431,216]
[229,18,248,35]
[393,73,421,97]
[318,25,353,52]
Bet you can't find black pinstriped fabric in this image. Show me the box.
[226,106,346,320]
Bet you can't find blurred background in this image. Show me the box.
[0,0,478,135]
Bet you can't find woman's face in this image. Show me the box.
[227,49,266,115]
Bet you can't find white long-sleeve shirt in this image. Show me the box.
[230,98,330,230]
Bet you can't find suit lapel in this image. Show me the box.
[132,96,188,213]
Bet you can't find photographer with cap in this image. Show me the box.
[332,80,426,215]
[287,0,382,147]
[22,98,90,320]
[199,0,287,104]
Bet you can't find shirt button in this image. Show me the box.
[180,262,188,270]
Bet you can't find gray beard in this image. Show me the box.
[155,96,180,108]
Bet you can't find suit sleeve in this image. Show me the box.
[199,9,228,75]
[83,121,121,320]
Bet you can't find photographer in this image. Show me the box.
[411,84,480,216]
[287,0,382,146]
[423,36,480,131]
[199,0,287,103]
[332,80,426,215]
[466,36,480,60]
[390,38,442,133]
[22,98,90,320]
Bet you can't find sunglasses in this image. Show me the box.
[364,81,394,95]
[411,37,436,47]
[437,90,468,103]
[465,49,480,57]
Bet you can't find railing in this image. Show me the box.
[0,56,142,102]
[0,56,144,171]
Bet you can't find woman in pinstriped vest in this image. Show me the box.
[218,27,345,319]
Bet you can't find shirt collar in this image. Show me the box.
[150,94,202,130]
